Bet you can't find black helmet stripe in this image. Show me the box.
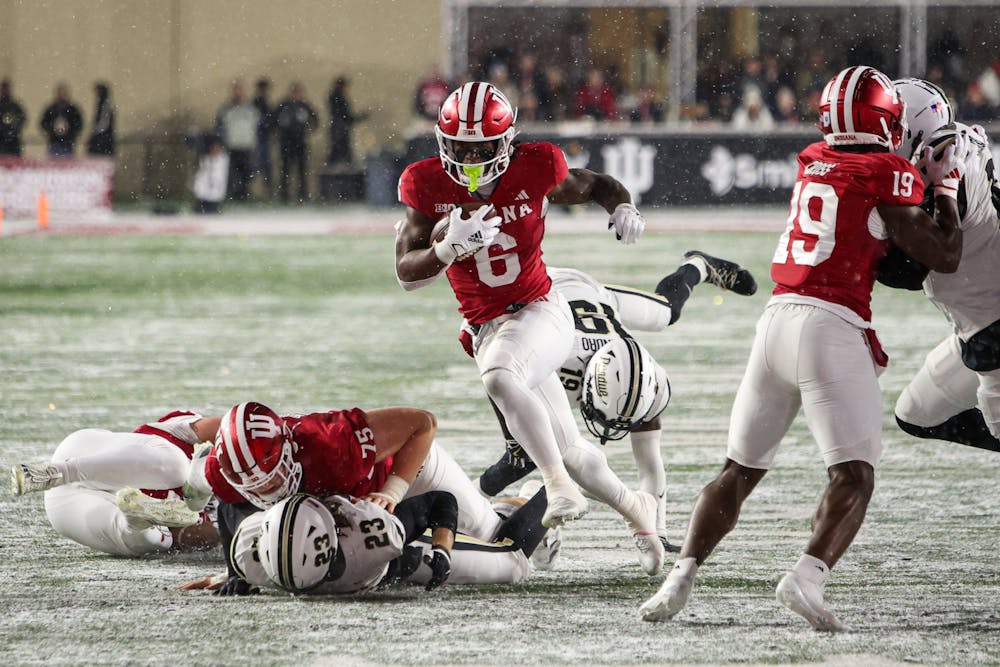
[277,494,307,590]
[621,338,644,420]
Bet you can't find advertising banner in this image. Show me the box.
[0,158,115,220]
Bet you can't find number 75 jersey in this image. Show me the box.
[771,141,924,323]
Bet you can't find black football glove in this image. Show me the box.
[214,575,259,597]
[423,546,452,591]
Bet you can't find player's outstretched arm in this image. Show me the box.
[361,407,437,511]
[548,169,644,244]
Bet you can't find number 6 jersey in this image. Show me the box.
[771,141,924,325]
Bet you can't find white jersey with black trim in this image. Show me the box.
[548,267,672,402]
[313,495,406,595]
[405,531,531,585]
[230,495,405,595]
[923,122,1000,339]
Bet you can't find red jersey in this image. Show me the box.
[205,408,392,505]
[133,410,201,500]
[771,141,924,322]
[398,142,569,324]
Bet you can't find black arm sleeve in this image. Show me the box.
[876,243,930,290]
[216,500,259,577]
[393,491,459,543]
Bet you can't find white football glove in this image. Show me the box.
[923,132,973,200]
[434,204,502,264]
[608,202,645,245]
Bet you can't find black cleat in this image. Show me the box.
[684,250,757,296]
[660,536,682,553]
[478,440,537,497]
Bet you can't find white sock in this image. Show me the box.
[682,256,708,283]
[669,556,699,580]
[793,553,831,587]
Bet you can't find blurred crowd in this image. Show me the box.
[414,30,999,130]
[0,79,115,158]
[4,32,997,212]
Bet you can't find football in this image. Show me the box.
[431,202,491,261]
[914,127,960,172]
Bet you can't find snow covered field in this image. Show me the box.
[1,211,997,665]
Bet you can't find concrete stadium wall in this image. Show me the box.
[0,0,445,196]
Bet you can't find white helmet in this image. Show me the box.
[581,338,670,443]
[892,77,954,161]
[230,512,267,587]
[258,494,338,592]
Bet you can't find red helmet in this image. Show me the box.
[818,66,907,150]
[215,402,301,509]
[435,81,517,191]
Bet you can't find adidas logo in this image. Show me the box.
[515,189,530,201]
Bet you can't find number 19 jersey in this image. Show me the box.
[771,141,924,323]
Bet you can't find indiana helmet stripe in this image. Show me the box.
[223,402,257,474]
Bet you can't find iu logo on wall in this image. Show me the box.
[600,137,656,205]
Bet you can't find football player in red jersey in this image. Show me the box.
[641,66,973,631]
[199,401,509,595]
[10,411,221,557]
[395,82,649,538]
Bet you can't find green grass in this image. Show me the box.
[1,230,998,666]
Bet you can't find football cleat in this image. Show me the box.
[775,571,851,633]
[640,565,696,622]
[116,487,201,531]
[531,525,561,571]
[11,462,64,496]
[684,250,757,296]
[659,535,682,553]
[540,477,588,529]
[624,491,664,575]
[479,440,537,497]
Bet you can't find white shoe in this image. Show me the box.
[531,525,561,571]
[11,462,63,496]
[624,491,664,576]
[116,487,200,531]
[541,477,588,529]
[640,568,695,622]
[775,571,850,633]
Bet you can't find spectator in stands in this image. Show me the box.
[413,64,451,121]
[736,56,768,107]
[0,78,27,156]
[86,81,115,156]
[574,67,617,121]
[974,58,1000,109]
[630,85,665,123]
[326,75,368,170]
[517,80,540,123]
[192,134,229,214]
[539,65,571,122]
[772,86,801,124]
[487,63,517,108]
[730,88,775,131]
[513,52,548,109]
[958,81,996,123]
[275,82,318,204]
[215,80,259,202]
[252,77,275,199]
[40,83,83,157]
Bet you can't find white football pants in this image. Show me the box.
[44,428,191,556]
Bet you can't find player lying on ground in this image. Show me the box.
[877,79,1000,455]
[180,481,555,595]
[192,402,534,594]
[472,257,758,551]
[639,65,970,632]
[11,411,220,557]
